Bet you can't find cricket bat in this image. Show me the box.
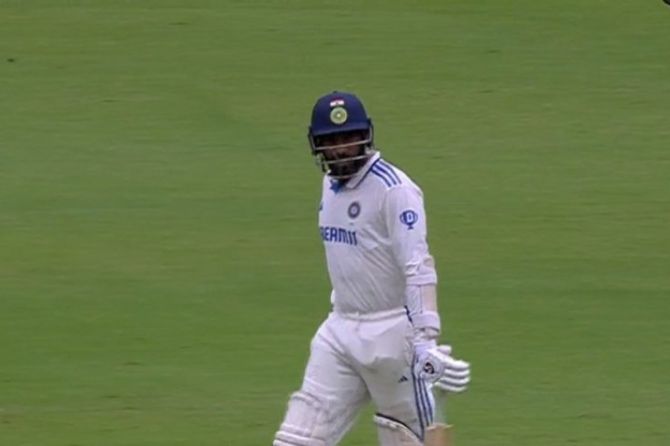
[424,388,454,446]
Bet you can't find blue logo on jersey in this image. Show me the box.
[399,210,418,230]
[320,226,358,246]
[347,201,361,219]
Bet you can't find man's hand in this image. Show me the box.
[415,345,470,393]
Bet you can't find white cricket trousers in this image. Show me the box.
[275,307,434,446]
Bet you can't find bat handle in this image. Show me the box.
[432,386,448,424]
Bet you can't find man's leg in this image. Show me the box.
[373,414,424,446]
[274,317,369,446]
[368,351,437,446]
[354,314,446,446]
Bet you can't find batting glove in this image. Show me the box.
[415,345,471,393]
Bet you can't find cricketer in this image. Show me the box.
[273,92,471,446]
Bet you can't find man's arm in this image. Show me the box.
[383,184,440,349]
[383,184,470,382]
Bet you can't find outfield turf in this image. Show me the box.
[1,1,669,445]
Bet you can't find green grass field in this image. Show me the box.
[2,1,669,445]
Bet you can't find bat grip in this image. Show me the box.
[432,387,448,424]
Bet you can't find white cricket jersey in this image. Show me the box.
[318,152,438,314]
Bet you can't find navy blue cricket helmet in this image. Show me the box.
[308,91,375,179]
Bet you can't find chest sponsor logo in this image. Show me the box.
[319,226,358,246]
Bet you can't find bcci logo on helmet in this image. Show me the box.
[330,106,348,125]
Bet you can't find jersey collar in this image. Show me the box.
[343,152,381,190]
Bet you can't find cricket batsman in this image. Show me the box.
[273,92,471,446]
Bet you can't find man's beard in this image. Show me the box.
[328,154,369,179]
[330,159,358,178]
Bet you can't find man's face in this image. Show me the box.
[318,130,367,178]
